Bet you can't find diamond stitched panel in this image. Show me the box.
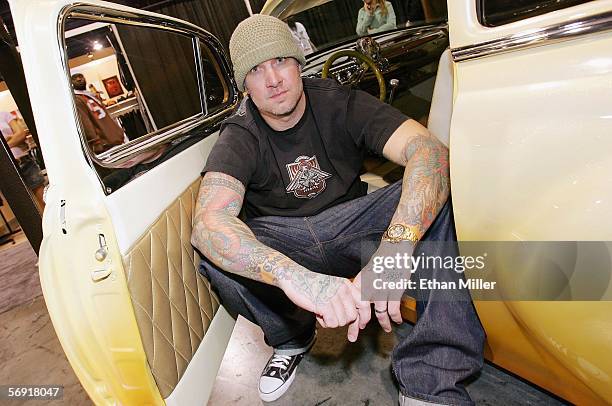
[124,180,220,398]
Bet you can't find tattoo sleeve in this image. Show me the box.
[191,172,310,287]
[392,133,450,238]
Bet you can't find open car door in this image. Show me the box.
[448,1,612,404]
[9,0,240,404]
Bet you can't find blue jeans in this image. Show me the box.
[199,181,485,405]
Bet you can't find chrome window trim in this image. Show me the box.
[266,0,296,19]
[56,3,239,184]
[451,10,612,62]
[194,38,209,115]
[95,108,229,165]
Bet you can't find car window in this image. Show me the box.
[478,0,595,27]
[111,24,202,130]
[199,40,230,114]
[62,10,235,194]
[278,0,447,54]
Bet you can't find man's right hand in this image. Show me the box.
[279,270,368,340]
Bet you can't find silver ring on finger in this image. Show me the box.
[374,308,387,314]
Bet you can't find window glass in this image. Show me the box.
[199,40,229,113]
[63,16,234,193]
[65,21,201,150]
[113,24,201,130]
[479,0,594,27]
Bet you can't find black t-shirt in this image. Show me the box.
[202,78,408,219]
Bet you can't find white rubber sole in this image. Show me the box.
[258,368,297,402]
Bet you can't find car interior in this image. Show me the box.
[34,1,454,404]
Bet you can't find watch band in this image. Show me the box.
[382,223,420,243]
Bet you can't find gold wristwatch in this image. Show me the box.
[382,223,420,243]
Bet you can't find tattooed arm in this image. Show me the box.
[191,171,362,330]
[383,119,450,235]
[352,119,450,334]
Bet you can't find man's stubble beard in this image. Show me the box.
[264,80,304,118]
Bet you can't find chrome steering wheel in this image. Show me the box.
[321,49,386,102]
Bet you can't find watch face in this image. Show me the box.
[388,224,405,238]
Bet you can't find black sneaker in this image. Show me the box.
[258,332,316,402]
[258,352,305,402]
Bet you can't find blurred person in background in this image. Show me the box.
[356,0,397,35]
[0,110,46,210]
[71,73,126,154]
[287,18,317,55]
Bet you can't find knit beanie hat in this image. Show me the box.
[229,14,306,91]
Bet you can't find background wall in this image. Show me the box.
[110,0,252,51]
[0,89,18,113]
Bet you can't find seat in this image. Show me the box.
[426,48,453,147]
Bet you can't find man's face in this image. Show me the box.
[244,57,303,119]
[72,74,87,91]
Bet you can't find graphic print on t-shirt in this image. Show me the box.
[285,155,332,199]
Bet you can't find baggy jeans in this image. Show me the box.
[199,181,485,405]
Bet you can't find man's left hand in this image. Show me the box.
[348,241,414,340]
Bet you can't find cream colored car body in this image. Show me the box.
[447,1,612,404]
[10,0,236,404]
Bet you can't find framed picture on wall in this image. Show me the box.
[102,75,124,98]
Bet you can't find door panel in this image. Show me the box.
[9,0,239,404]
[107,136,219,254]
[447,1,612,404]
[123,179,230,401]
[448,0,608,49]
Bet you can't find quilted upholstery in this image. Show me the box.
[123,179,220,398]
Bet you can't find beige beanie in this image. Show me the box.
[229,14,306,91]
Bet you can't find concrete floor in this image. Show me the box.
[0,296,91,406]
[0,233,41,314]
[0,237,567,406]
[209,317,568,406]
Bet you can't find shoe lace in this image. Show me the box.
[268,354,292,370]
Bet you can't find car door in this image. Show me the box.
[447,1,612,404]
[9,0,240,404]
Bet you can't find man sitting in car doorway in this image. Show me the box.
[191,14,484,405]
